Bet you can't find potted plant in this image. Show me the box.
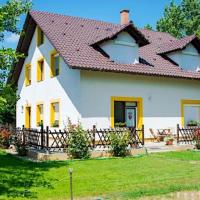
[187,120,198,127]
[52,120,59,128]
[164,135,174,145]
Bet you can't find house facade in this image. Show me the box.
[10,10,200,138]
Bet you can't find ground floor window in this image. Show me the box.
[50,101,60,127]
[111,97,143,128]
[36,104,44,126]
[181,100,200,126]
[25,105,31,128]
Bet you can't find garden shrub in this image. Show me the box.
[14,135,27,156]
[0,128,11,148]
[110,131,130,157]
[67,119,90,159]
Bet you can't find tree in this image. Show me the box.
[144,24,153,30]
[156,0,200,38]
[0,0,31,124]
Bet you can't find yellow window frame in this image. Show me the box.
[25,104,31,128]
[25,63,31,86]
[36,103,44,126]
[180,99,200,127]
[111,96,143,129]
[50,50,60,78]
[37,26,44,46]
[50,99,61,127]
[37,57,44,82]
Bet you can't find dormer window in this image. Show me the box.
[99,31,139,64]
[167,44,200,71]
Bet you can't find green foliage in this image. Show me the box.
[187,120,199,126]
[110,131,130,157]
[0,128,11,148]
[0,0,31,124]
[156,0,200,38]
[67,119,90,159]
[144,24,153,30]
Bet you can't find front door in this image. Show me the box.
[125,107,137,127]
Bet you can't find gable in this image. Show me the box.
[99,31,139,64]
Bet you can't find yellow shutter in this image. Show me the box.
[25,64,31,86]
[50,50,57,78]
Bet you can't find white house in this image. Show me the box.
[9,10,200,139]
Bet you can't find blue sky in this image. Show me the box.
[1,0,181,49]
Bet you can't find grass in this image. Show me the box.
[1,150,200,200]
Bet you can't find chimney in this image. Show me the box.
[120,9,130,25]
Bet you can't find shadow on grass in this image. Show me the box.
[0,151,68,199]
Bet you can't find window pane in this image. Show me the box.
[184,105,200,125]
[40,60,44,80]
[54,103,59,121]
[114,101,125,124]
[54,55,59,76]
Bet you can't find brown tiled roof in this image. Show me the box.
[9,10,200,84]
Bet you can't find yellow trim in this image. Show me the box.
[25,104,31,128]
[180,99,200,127]
[50,99,61,127]
[36,26,44,46]
[110,96,143,129]
[36,102,44,126]
[50,50,60,78]
[37,57,44,82]
[25,63,31,86]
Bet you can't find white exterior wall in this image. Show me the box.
[100,32,139,64]
[80,71,200,137]
[167,44,200,71]
[16,29,81,129]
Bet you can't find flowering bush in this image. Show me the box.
[194,129,200,149]
[66,119,90,159]
[0,128,11,148]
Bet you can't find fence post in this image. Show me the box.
[22,125,25,145]
[142,125,145,145]
[41,123,44,149]
[92,125,96,148]
[177,124,179,144]
[46,126,49,150]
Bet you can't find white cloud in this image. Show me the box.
[5,33,20,43]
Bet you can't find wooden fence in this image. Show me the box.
[14,125,144,151]
[177,124,200,144]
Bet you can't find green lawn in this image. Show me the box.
[1,150,200,200]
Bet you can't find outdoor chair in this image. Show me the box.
[149,128,162,142]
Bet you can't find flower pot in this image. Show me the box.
[165,139,173,145]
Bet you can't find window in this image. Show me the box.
[25,105,31,128]
[50,50,60,77]
[37,26,44,46]
[36,104,44,126]
[111,97,143,128]
[25,64,31,86]
[181,100,200,126]
[50,101,60,127]
[37,58,44,81]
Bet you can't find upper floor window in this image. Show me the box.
[50,101,60,127]
[36,104,44,126]
[25,63,31,86]
[50,50,60,77]
[37,26,44,46]
[37,58,44,82]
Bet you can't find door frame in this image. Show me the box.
[111,96,143,128]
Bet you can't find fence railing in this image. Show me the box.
[177,124,199,144]
[14,125,144,151]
